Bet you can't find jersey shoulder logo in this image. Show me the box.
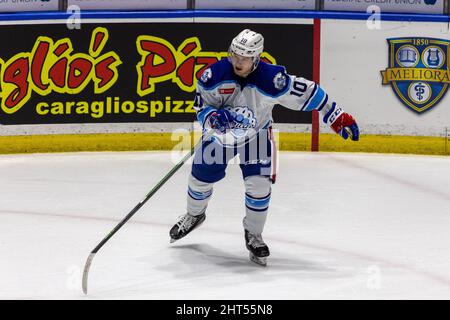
[200,68,213,83]
[381,37,450,114]
[273,72,287,90]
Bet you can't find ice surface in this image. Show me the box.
[0,151,449,299]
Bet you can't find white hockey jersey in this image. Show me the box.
[195,58,342,147]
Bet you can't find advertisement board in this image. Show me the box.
[320,19,450,136]
[195,0,316,10]
[0,22,313,125]
[67,0,187,10]
[0,0,59,12]
[323,0,445,14]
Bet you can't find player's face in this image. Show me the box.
[230,53,254,77]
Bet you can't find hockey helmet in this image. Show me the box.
[229,29,264,70]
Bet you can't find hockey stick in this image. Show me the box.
[82,130,214,294]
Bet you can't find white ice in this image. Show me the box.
[0,151,449,299]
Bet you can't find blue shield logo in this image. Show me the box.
[381,37,450,114]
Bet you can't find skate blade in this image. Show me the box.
[249,253,267,267]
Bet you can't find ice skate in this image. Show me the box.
[245,230,270,266]
[170,212,206,243]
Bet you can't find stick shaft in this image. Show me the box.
[82,131,212,294]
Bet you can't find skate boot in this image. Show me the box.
[245,230,270,266]
[170,212,206,243]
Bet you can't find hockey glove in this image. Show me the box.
[331,112,359,141]
[207,109,234,134]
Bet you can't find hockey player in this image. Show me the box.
[169,29,359,266]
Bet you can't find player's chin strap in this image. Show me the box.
[82,129,214,295]
[252,56,260,71]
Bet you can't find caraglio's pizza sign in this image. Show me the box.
[0,27,276,116]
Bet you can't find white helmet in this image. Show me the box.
[229,29,264,69]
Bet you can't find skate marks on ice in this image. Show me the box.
[92,237,377,299]
[90,245,340,299]
[87,237,341,299]
[167,243,333,273]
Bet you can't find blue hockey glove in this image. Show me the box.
[207,109,234,134]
